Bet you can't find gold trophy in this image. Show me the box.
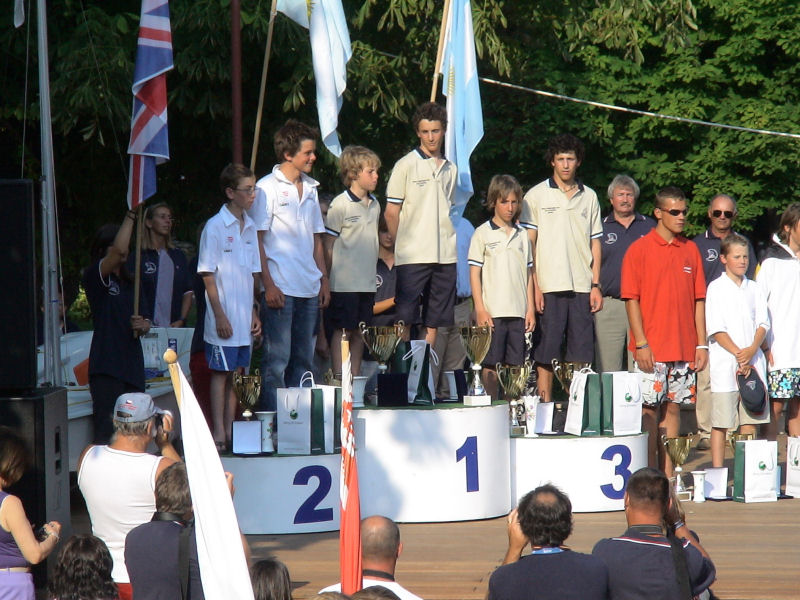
[233,369,261,419]
[359,321,407,373]
[662,435,693,501]
[727,432,754,456]
[459,326,492,404]
[497,362,532,436]
[551,359,592,395]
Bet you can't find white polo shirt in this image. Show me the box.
[248,165,325,298]
[386,148,457,266]
[706,273,769,392]
[197,204,260,347]
[325,189,380,292]
[520,178,602,293]
[468,220,533,318]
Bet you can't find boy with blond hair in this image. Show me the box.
[324,145,381,378]
[468,174,534,399]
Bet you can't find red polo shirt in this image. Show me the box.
[621,229,706,363]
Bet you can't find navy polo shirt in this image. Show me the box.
[128,247,192,325]
[189,254,207,355]
[82,259,148,389]
[372,257,397,327]
[599,213,655,298]
[692,229,756,286]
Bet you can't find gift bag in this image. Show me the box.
[404,341,437,405]
[277,374,325,455]
[785,436,800,498]
[534,401,555,434]
[317,383,342,454]
[733,439,778,503]
[601,372,642,436]
[565,368,599,435]
[391,340,412,373]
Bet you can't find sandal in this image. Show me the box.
[215,440,227,454]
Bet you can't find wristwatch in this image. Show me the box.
[591,282,603,293]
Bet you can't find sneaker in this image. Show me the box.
[696,437,711,450]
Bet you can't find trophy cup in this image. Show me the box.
[459,325,492,406]
[662,435,693,501]
[551,359,592,395]
[232,370,262,454]
[727,432,754,457]
[497,362,532,436]
[359,321,406,373]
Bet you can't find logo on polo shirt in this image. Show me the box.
[345,216,360,223]
[542,206,559,214]
[705,249,718,262]
[605,233,618,245]
[746,380,756,391]
[683,266,692,274]
[144,261,157,275]
[108,281,120,296]
[412,178,429,187]
[486,241,500,251]
[376,274,384,289]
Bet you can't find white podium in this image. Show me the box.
[510,433,649,512]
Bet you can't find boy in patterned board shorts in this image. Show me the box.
[468,175,535,399]
[621,187,707,475]
[324,146,381,378]
[706,234,770,468]
[756,202,800,440]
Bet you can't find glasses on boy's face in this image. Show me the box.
[711,210,734,219]
[659,208,688,216]
[234,186,256,195]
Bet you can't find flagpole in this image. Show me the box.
[250,0,279,172]
[133,204,143,330]
[231,0,243,163]
[430,0,452,102]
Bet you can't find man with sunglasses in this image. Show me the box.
[692,194,757,450]
[621,187,707,475]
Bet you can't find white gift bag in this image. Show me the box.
[733,439,778,503]
[785,436,800,498]
[564,368,593,436]
[612,371,642,436]
[277,386,313,455]
[316,383,341,454]
[534,402,555,434]
[404,340,437,404]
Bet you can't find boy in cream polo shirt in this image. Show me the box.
[468,175,534,399]
[384,102,457,345]
[324,145,381,379]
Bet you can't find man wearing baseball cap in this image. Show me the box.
[77,393,181,600]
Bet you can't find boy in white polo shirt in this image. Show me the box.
[324,145,381,379]
[197,163,262,450]
[705,233,770,467]
[468,175,535,399]
[248,120,330,411]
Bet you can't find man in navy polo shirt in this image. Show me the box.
[594,175,654,373]
[692,194,757,450]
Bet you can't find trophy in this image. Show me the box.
[727,432,754,456]
[359,321,406,372]
[551,359,592,395]
[497,362,532,436]
[233,369,261,419]
[662,435,693,501]
[459,325,492,405]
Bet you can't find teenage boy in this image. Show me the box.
[468,175,535,399]
[621,187,707,475]
[520,134,603,402]
[705,234,770,467]
[384,102,457,346]
[249,120,330,411]
[197,163,262,450]
[756,202,800,440]
[324,145,381,378]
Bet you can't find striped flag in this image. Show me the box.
[127,0,173,209]
[437,0,483,217]
[339,338,362,594]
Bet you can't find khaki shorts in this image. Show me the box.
[711,390,770,429]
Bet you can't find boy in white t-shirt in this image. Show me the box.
[197,163,262,450]
[705,233,770,467]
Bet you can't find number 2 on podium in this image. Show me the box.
[456,436,479,492]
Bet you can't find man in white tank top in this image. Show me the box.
[78,393,180,600]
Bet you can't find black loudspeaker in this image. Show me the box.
[1,387,71,589]
[0,179,37,390]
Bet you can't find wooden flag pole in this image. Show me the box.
[430,0,452,102]
[250,0,280,172]
[133,203,144,336]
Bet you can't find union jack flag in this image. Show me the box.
[127,0,173,209]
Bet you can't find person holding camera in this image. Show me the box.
[78,393,180,600]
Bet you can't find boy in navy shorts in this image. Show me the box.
[468,175,535,399]
[197,164,262,450]
[324,145,381,378]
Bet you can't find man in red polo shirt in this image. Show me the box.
[621,187,707,474]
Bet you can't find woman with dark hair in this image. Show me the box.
[250,557,292,600]
[48,535,119,600]
[0,427,62,600]
[82,211,151,444]
[130,203,192,327]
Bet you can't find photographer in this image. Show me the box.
[78,393,180,600]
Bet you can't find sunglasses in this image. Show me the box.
[711,210,734,219]
[659,208,688,216]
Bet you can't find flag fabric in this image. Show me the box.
[438,0,484,217]
[167,360,255,600]
[339,339,362,594]
[277,0,352,156]
[14,0,24,27]
[127,0,173,209]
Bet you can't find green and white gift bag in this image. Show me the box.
[733,439,778,503]
[404,340,436,405]
[277,373,325,455]
[565,368,601,436]
[600,372,642,436]
[785,436,800,498]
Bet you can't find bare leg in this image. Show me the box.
[348,329,364,376]
[787,398,800,437]
[537,364,553,402]
[659,402,681,477]
[330,329,343,380]
[763,399,784,441]
[711,427,727,468]
[483,367,498,400]
[223,372,236,445]
[209,370,228,444]
[739,424,757,437]
[642,405,659,468]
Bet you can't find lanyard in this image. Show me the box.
[530,547,565,555]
